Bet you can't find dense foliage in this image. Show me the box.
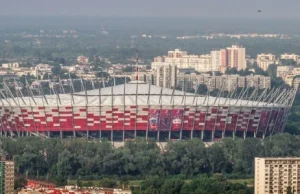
[137,175,252,194]
[2,133,300,186]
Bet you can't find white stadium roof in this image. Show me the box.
[0,81,291,107]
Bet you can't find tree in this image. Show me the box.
[98,178,117,188]
[197,84,208,95]
[123,66,134,72]
[51,65,62,76]
[286,185,294,194]
[95,71,110,78]
[225,68,238,75]
[207,144,226,173]
[14,176,27,190]
[280,59,296,66]
[160,179,185,194]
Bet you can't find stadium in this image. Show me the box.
[0,80,296,142]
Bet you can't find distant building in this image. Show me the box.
[151,46,246,73]
[155,64,177,88]
[280,53,300,64]
[77,56,89,64]
[255,157,300,194]
[130,71,154,84]
[277,66,291,78]
[2,63,19,69]
[211,49,227,73]
[0,161,14,194]
[152,49,214,73]
[176,73,271,92]
[226,45,246,71]
[257,53,276,71]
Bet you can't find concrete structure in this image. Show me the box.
[255,157,300,194]
[226,45,246,71]
[155,64,177,88]
[257,53,276,71]
[0,80,295,142]
[0,161,14,194]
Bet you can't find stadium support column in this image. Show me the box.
[0,91,11,137]
[158,87,163,141]
[84,80,89,140]
[169,87,175,140]
[69,78,75,138]
[263,89,283,138]
[54,86,62,139]
[0,97,5,137]
[146,83,151,141]
[279,89,296,133]
[202,85,211,141]
[135,80,138,139]
[270,89,290,136]
[99,79,104,140]
[180,84,187,140]
[245,88,258,139]
[222,87,235,138]
[212,84,223,142]
[191,84,200,140]
[111,82,114,142]
[255,88,274,138]
[39,82,50,138]
[234,87,249,139]
[123,81,126,142]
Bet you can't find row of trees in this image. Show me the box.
[137,175,251,194]
[1,133,300,185]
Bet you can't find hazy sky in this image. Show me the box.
[1,0,300,18]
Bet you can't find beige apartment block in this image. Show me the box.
[255,157,300,194]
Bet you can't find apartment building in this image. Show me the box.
[151,46,246,73]
[226,45,246,71]
[257,53,276,71]
[155,64,177,88]
[0,161,14,194]
[176,73,271,92]
[281,53,300,64]
[255,157,300,194]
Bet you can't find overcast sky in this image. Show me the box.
[1,0,300,18]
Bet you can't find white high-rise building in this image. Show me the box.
[226,45,246,70]
[211,49,227,72]
[280,53,300,64]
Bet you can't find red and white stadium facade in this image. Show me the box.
[0,81,296,141]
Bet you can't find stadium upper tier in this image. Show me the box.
[0,81,294,107]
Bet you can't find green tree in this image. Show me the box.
[197,84,208,95]
[160,179,185,194]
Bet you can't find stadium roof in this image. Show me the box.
[0,81,291,107]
